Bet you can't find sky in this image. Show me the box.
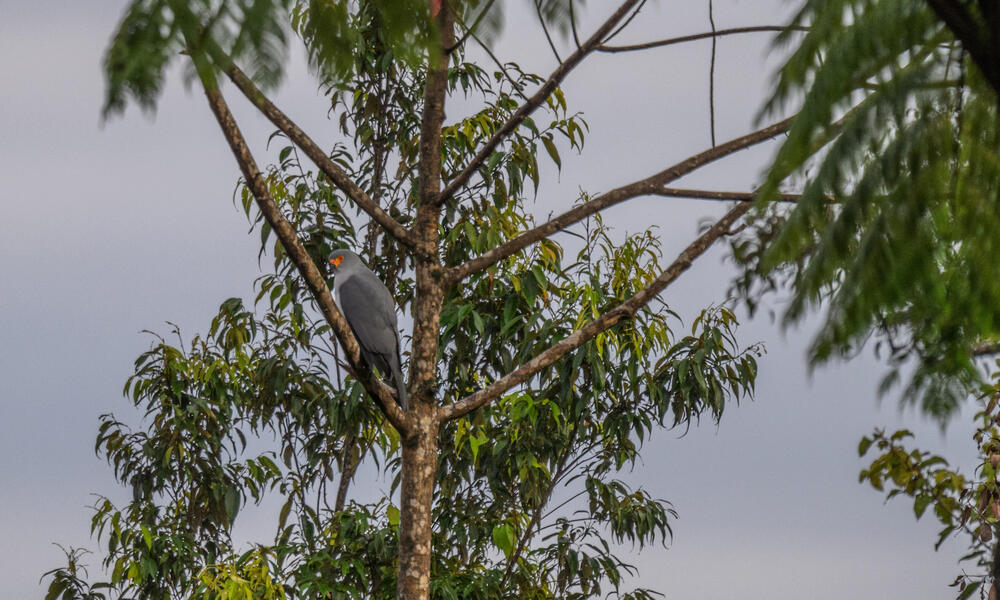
[0,1,985,598]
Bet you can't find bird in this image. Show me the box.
[328,249,408,411]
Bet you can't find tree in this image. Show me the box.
[45,2,789,599]
[729,0,1000,596]
[740,0,1000,416]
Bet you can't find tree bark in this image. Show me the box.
[396,4,454,599]
[396,410,440,600]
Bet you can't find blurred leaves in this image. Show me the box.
[738,0,1000,420]
[104,0,593,117]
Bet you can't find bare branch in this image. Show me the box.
[438,201,751,422]
[974,341,1000,356]
[446,0,497,54]
[467,25,529,101]
[598,25,807,53]
[601,0,649,44]
[535,0,563,63]
[708,0,717,146]
[568,0,583,50]
[199,80,410,434]
[220,62,418,249]
[437,0,643,206]
[656,188,800,202]
[448,117,793,282]
[925,0,1000,98]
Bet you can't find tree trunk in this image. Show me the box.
[396,410,440,600]
[396,6,452,596]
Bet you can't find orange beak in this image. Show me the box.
[329,256,344,268]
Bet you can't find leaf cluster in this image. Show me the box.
[737,0,1000,420]
[856,368,1000,599]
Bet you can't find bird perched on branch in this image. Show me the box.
[328,249,408,411]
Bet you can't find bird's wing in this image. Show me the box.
[336,274,399,357]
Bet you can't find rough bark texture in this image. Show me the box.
[397,410,440,600]
[396,5,454,600]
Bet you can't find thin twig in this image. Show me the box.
[602,0,648,44]
[447,0,498,53]
[569,0,582,50]
[535,0,563,64]
[599,25,808,53]
[466,22,528,100]
[437,0,642,206]
[708,0,717,146]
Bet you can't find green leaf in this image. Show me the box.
[913,494,932,520]
[957,581,981,600]
[224,485,240,522]
[541,136,561,169]
[492,524,516,558]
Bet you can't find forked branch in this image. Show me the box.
[436,0,642,206]
[221,62,418,249]
[199,81,410,434]
[447,117,793,282]
[438,200,752,422]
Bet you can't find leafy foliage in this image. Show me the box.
[55,4,761,599]
[856,366,1000,598]
[736,0,1000,419]
[103,0,589,117]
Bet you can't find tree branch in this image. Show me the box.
[535,0,563,64]
[655,188,800,202]
[445,0,497,54]
[708,0,718,146]
[974,341,1000,356]
[598,25,808,53]
[198,80,410,434]
[925,0,1000,97]
[447,117,793,282]
[438,201,751,422]
[601,0,649,44]
[436,0,642,206]
[220,61,418,249]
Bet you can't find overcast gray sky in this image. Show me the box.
[0,1,983,598]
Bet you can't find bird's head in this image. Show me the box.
[328,249,360,273]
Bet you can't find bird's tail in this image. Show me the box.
[390,359,408,411]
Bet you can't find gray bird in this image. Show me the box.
[328,249,408,411]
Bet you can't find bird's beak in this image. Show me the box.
[329,256,344,268]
